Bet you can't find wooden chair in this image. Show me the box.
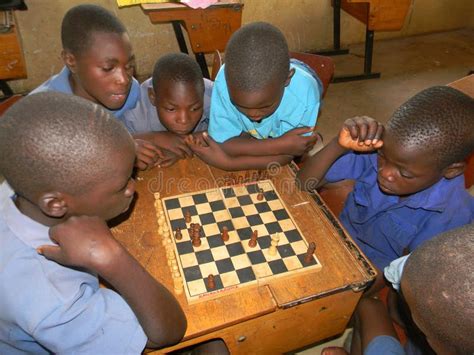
[465,153,474,190]
[289,51,335,98]
[0,94,22,116]
[210,50,223,81]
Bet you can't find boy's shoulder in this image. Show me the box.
[30,67,73,96]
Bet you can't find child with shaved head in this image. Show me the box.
[0,92,186,353]
[323,223,474,355]
[297,86,474,291]
[123,53,213,169]
[187,22,323,170]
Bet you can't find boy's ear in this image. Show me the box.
[148,87,157,107]
[61,50,77,74]
[442,161,466,179]
[38,192,68,218]
[284,68,296,87]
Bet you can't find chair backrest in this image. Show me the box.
[210,50,223,81]
[465,153,474,189]
[0,94,22,116]
[289,51,335,98]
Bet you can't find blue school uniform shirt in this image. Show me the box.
[325,152,474,270]
[30,66,140,120]
[0,182,147,354]
[122,77,213,133]
[208,61,322,143]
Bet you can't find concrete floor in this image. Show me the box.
[316,28,474,142]
[294,28,474,355]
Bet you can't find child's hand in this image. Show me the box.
[154,132,193,159]
[338,116,384,152]
[37,216,123,272]
[185,132,230,169]
[278,127,319,156]
[134,139,164,170]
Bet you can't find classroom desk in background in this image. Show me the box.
[111,159,375,354]
[141,1,243,78]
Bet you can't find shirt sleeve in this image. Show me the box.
[384,255,410,292]
[207,68,243,143]
[33,286,147,354]
[121,79,155,133]
[364,335,405,355]
[325,152,374,183]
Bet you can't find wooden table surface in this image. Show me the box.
[112,159,375,353]
[448,74,474,98]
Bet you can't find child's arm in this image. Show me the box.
[134,139,165,170]
[186,133,293,171]
[220,127,318,158]
[134,132,192,160]
[38,216,187,348]
[296,116,384,191]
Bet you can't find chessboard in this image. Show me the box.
[154,180,322,304]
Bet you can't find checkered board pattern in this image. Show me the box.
[161,180,321,303]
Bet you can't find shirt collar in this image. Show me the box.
[0,182,51,249]
[365,154,464,212]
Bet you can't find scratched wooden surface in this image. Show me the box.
[112,158,375,351]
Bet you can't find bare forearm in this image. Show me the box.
[296,137,348,191]
[212,154,293,171]
[98,246,186,347]
[222,136,286,157]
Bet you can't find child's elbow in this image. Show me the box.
[147,314,187,348]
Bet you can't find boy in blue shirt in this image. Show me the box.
[324,224,474,355]
[0,92,186,353]
[297,86,474,290]
[31,4,140,120]
[123,53,213,170]
[187,22,322,170]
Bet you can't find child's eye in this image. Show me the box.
[400,171,414,179]
[102,66,114,72]
[191,106,202,112]
[165,107,176,112]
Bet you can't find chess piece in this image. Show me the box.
[207,274,216,290]
[184,210,192,223]
[192,232,201,247]
[304,242,316,264]
[221,226,229,242]
[237,175,243,184]
[257,188,264,201]
[252,171,258,181]
[268,233,280,256]
[244,171,250,183]
[175,228,182,240]
[248,230,258,248]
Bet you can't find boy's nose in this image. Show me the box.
[176,111,189,125]
[115,67,130,86]
[379,166,396,182]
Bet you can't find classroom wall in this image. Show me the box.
[9,0,474,93]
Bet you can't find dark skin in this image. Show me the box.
[296,116,466,295]
[62,31,170,172]
[188,70,318,170]
[134,80,207,170]
[20,140,186,348]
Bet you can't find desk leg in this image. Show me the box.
[0,80,13,97]
[172,21,189,54]
[195,53,210,79]
[332,26,381,82]
[171,21,210,79]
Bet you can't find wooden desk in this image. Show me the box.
[448,74,474,98]
[141,1,243,78]
[112,159,375,353]
[322,0,411,82]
